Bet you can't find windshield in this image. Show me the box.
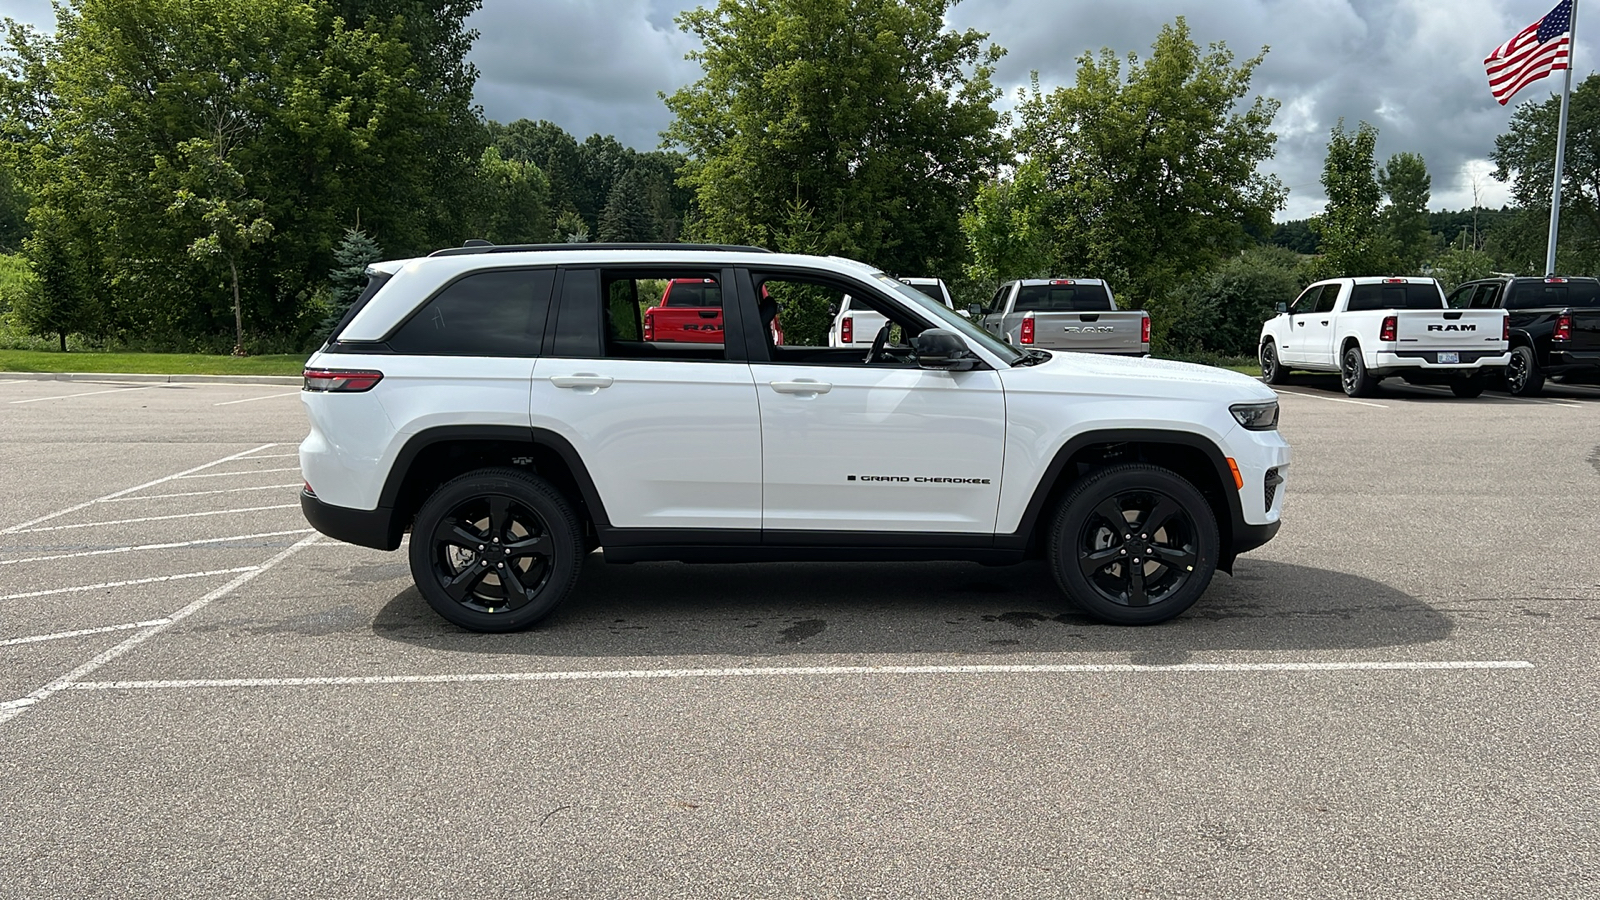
[872,273,1026,366]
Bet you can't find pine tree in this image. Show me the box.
[596,169,660,243]
[319,228,383,341]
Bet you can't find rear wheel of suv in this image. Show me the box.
[409,467,583,632]
[1506,345,1544,396]
[1046,464,1219,625]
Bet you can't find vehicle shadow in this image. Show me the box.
[370,556,1453,660]
[1277,371,1600,402]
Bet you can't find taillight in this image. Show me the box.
[1503,316,1510,341]
[1554,314,1573,341]
[303,368,383,392]
[1140,314,1151,344]
[1020,314,1035,344]
[841,316,853,344]
[1379,315,1397,342]
[643,311,655,342]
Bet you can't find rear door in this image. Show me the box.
[530,266,763,531]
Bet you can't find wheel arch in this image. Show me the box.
[380,426,611,544]
[1004,429,1244,572]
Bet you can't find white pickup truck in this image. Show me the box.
[978,278,1150,356]
[1258,277,1509,397]
[828,277,954,347]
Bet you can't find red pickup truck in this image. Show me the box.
[643,278,783,344]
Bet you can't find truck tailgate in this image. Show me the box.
[1023,311,1146,353]
[1394,309,1505,356]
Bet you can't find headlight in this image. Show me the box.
[1230,400,1279,431]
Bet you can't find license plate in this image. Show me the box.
[1437,351,1459,364]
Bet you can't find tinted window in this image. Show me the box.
[388,269,553,356]
[662,280,723,308]
[1469,284,1501,309]
[904,282,943,303]
[1290,285,1325,314]
[1314,285,1339,313]
[1014,283,1113,312]
[1508,280,1600,309]
[1346,283,1443,311]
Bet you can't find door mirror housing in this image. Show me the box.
[966,303,984,318]
[912,329,981,371]
[1275,302,1288,314]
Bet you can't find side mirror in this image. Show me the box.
[828,302,840,319]
[912,329,980,371]
[1275,302,1288,314]
[967,303,983,318]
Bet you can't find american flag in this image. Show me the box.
[1485,0,1574,105]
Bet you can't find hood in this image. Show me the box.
[1003,351,1276,402]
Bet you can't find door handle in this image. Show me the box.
[1320,320,1329,325]
[1296,321,1306,327]
[550,374,614,389]
[769,380,832,395]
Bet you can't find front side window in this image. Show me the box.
[1290,285,1323,314]
[1313,285,1339,314]
[387,268,554,356]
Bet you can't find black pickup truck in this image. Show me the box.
[1446,276,1600,395]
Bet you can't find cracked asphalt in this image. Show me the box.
[0,373,1597,899]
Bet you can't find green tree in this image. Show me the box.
[1378,151,1433,274]
[555,210,589,243]
[1431,247,1497,292]
[318,227,382,338]
[1491,73,1600,273]
[960,161,1052,292]
[12,208,97,350]
[1152,245,1301,357]
[464,146,552,245]
[1012,18,1284,305]
[597,168,660,243]
[1307,120,1390,279]
[664,0,1006,279]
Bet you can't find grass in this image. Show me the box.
[0,349,306,376]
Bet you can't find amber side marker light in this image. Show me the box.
[1226,458,1244,490]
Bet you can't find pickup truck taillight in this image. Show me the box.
[1140,314,1151,344]
[1503,316,1510,341]
[1020,314,1035,345]
[303,368,383,392]
[841,316,852,344]
[1554,313,1573,341]
[643,310,655,342]
[1379,315,1397,342]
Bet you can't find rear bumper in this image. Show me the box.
[301,490,401,551]
[1547,349,1600,375]
[1373,350,1509,373]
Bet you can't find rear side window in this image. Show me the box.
[1314,286,1339,313]
[662,279,723,308]
[388,268,555,356]
[1346,283,1443,311]
[327,271,394,343]
[1508,280,1600,309]
[1014,283,1112,312]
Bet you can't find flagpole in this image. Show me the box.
[1546,0,1579,276]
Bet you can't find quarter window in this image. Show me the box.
[387,268,554,356]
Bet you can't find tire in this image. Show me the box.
[1450,375,1485,398]
[1046,463,1220,626]
[1506,345,1544,397]
[1260,340,1288,384]
[408,467,584,632]
[1340,345,1378,397]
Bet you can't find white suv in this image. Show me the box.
[301,243,1290,631]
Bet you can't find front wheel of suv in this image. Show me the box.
[409,467,584,632]
[1046,464,1220,625]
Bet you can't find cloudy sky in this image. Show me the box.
[10,0,1585,220]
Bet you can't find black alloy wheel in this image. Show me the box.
[1047,464,1219,625]
[1341,346,1378,397]
[409,468,583,632]
[1260,340,1287,385]
[1506,345,1543,396]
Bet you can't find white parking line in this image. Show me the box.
[0,620,172,647]
[1271,388,1388,409]
[0,529,313,566]
[8,385,155,404]
[0,534,319,725]
[0,567,258,602]
[230,452,300,459]
[214,392,301,406]
[54,659,1536,693]
[19,504,300,533]
[1,444,276,533]
[99,484,301,503]
[176,467,300,480]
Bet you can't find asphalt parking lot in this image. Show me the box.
[1,373,1597,899]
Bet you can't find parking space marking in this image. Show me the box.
[8,385,155,405]
[176,467,300,480]
[213,392,301,406]
[0,529,313,566]
[0,620,172,647]
[1271,388,1388,408]
[0,534,319,726]
[19,504,299,533]
[1,443,277,533]
[57,659,1536,694]
[0,567,258,602]
[230,452,300,459]
[99,483,301,503]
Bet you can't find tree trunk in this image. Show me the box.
[58,331,66,353]
[229,257,246,356]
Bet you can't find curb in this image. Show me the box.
[1,371,301,386]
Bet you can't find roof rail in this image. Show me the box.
[428,241,774,257]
